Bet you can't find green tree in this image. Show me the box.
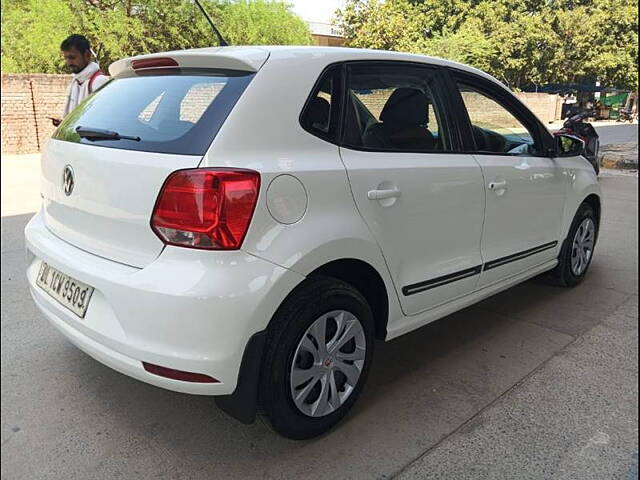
[450,0,564,89]
[335,0,428,51]
[422,23,497,74]
[65,0,147,69]
[1,0,312,74]
[219,0,312,45]
[554,0,638,88]
[335,0,639,90]
[1,0,74,73]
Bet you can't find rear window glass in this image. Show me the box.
[54,69,254,155]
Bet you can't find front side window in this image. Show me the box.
[343,63,450,152]
[457,84,539,155]
[54,69,254,155]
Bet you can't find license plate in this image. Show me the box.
[36,262,94,318]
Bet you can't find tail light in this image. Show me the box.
[151,168,260,250]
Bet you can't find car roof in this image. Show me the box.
[110,45,508,92]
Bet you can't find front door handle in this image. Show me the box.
[488,180,507,191]
[367,188,401,200]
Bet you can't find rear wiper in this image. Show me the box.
[76,126,140,142]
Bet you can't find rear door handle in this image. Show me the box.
[488,180,507,190]
[367,188,401,200]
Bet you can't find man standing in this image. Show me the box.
[51,34,109,126]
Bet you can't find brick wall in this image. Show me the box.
[355,89,561,127]
[514,92,562,124]
[1,74,71,154]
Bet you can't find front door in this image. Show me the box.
[339,62,486,315]
[453,78,567,287]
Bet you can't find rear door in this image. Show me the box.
[450,72,566,287]
[43,66,255,267]
[338,62,486,316]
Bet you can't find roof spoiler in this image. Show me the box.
[109,48,270,76]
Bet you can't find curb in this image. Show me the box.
[599,142,638,170]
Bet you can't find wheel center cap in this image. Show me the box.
[324,357,333,367]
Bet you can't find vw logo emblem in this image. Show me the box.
[62,165,75,196]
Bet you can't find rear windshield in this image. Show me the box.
[54,69,254,155]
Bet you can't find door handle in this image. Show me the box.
[367,188,401,200]
[488,180,507,191]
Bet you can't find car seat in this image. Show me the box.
[305,96,331,133]
[363,88,435,150]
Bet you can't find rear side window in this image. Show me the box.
[300,66,342,143]
[54,69,254,155]
[342,63,452,152]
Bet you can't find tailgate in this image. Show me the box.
[42,60,257,268]
[41,140,200,268]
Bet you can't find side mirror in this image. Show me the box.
[555,134,585,157]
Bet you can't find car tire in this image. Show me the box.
[258,276,375,440]
[544,203,598,287]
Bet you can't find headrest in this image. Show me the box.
[380,88,428,130]
[306,96,330,130]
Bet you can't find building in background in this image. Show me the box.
[307,21,344,46]
[291,0,345,46]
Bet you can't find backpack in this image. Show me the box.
[88,70,105,93]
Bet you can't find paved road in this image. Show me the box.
[1,169,638,479]
[548,122,637,146]
[595,123,638,145]
[398,294,639,480]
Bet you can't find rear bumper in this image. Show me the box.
[25,209,304,395]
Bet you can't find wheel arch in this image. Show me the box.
[560,169,602,244]
[215,256,394,423]
[563,191,602,243]
[307,258,390,341]
[583,193,602,227]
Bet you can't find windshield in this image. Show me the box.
[54,69,254,155]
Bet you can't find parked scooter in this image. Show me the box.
[554,111,600,175]
[617,107,636,123]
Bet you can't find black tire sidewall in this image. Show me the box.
[559,204,598,286]
[259,277,375,440]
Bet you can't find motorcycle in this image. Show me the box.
[554,111,600,175]
[617,107,636,123]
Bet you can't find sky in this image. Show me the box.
[290,0,346,23]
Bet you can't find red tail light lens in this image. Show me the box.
[151,168,260,250]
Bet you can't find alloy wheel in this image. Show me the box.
[571,217,595,276]
[289,310,366,417]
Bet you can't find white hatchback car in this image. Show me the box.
[26,46,601,439]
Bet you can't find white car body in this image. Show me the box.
[25,46,601,420]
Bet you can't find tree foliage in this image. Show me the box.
[336,0,639,89]
[1,0,74,73]
[1,0,312,74]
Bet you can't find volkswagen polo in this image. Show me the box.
[25,46,601,439]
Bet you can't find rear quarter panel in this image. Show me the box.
[199,51,405,329]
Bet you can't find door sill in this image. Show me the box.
[386,259,557,341]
